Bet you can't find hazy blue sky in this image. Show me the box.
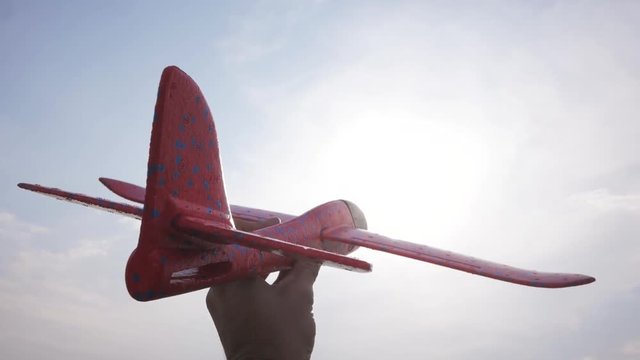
[1,1,639,359]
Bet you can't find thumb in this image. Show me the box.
[273,259,321,291]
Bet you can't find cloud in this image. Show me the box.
[0,211,127,318]
[622,338,640,356]
[570,189,640,213]
[0,210,48,239]
[116,216,141,232]
[0,208,224,359]
[10,237,111,273]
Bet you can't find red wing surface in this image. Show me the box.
[323,226,595,288]
[17,183,143,219]
[99,177,295,225]
[99,177,145,204]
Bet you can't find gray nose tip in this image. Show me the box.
[342,200,368,230]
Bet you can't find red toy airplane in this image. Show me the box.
[18,66,595,301]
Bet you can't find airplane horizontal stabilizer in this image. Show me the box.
[17,183,143,219]
[174,215,372,272]
[99,177,145,204]
[323,226,595,288]
[99,177,296,227]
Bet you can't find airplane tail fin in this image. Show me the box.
[140,66,233,235]
[126,66,235,300]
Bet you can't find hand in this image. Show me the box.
[207,260,321,360]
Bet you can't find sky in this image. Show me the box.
[1,0,639,359]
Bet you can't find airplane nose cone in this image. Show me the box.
[342,200,368,230]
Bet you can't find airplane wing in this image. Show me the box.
[98,177,145,203]
[322,226,595,288]
[17,183,143,219]
[16,182,370,272]
[99,177,295,225]
[18,182,593,287]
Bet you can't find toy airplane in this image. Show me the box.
[18,66,595,301]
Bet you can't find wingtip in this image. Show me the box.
[560,274,595,288]
[17,182,32,190]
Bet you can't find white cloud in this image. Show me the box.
[570,189,640,213]
[0,210,48,239]
[0,207,222,359]
[0,211,121,318]
[11,237,110,271]
[116,216,141,232]
[622,338,640,356]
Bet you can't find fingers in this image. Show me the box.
[206,264,320,360]
[207,277,269,313]
[273,259,321,291]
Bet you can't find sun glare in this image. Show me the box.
[319,115,490,242]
